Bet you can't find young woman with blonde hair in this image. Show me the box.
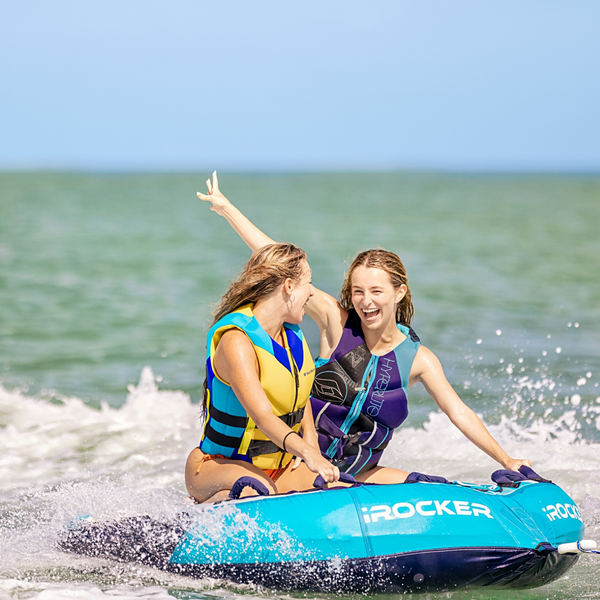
[185,243,339,503]
[196,173,531,487]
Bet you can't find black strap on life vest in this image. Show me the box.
[204,406,306,457]
[280,406,305,429]
[203,422,241,450]
[202,402,249,449]
[247,407,306,458]
[208,403,249,429]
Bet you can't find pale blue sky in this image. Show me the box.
[1,1,599,171]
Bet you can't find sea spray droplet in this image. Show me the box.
[556,347,562,354]
[577,378,587,386]
[571,394,581,406]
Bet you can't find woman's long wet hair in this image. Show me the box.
[338,249,414,325]
[202,243,307,414]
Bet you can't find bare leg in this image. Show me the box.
[185,448,278,503]
[354,465,409,484]
[275,460,320,493]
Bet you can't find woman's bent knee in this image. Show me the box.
[355,466,409,484]
[184,447,206,500]
[184,447,278,503]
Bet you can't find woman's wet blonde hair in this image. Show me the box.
[210,243,308,326]
[339,249,414,325]
[203,243,307,414]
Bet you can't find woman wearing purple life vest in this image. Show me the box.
[198,172,531,485]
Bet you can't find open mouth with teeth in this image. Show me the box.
[361,308,380,321]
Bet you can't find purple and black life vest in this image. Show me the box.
[310,309,420,475]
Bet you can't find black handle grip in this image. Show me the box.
[313,472,357,489]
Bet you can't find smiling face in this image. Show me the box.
[285,259,314,324]
[339,249,414,327]
[351,265,406,331]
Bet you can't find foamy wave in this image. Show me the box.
[0,579,253,600]
[1,368,599,598]
[2,584,174,600]
[0,367,203,494]
[384,409,600,508]
[2,366,600,522]
[461,339,600,444]
[2,365,600,500]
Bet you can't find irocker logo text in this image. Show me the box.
[362,500,494,523]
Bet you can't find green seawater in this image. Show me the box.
[1,172,600,600]
[1,172,599,414]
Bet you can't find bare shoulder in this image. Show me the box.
[213,328,259,382]
[217,328,256,358]
[411,345,444,379]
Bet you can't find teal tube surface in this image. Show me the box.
[170,480,584,566]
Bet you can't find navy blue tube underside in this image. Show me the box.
[58,516,578,593]
[166,547,578,593]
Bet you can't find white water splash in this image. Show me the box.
[0,367,203,494]
[1,367,600,600]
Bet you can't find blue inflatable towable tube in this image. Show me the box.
[59,473,587,593]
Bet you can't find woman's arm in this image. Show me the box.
[300,397,319,449]
[213,329,340,482]
[290,395,320,471]
[412,346,531,471]
[198,172,346,357]
[198,171,274,251]
[304,291,347,360]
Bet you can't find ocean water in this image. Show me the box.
[1,171,599,599]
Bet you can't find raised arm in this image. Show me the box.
[198,172,346,357]
[198,171,274,251]
[412,346,531,472]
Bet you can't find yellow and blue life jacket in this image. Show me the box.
[200,304,316,471]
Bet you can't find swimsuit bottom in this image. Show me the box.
[195,451,287,482]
